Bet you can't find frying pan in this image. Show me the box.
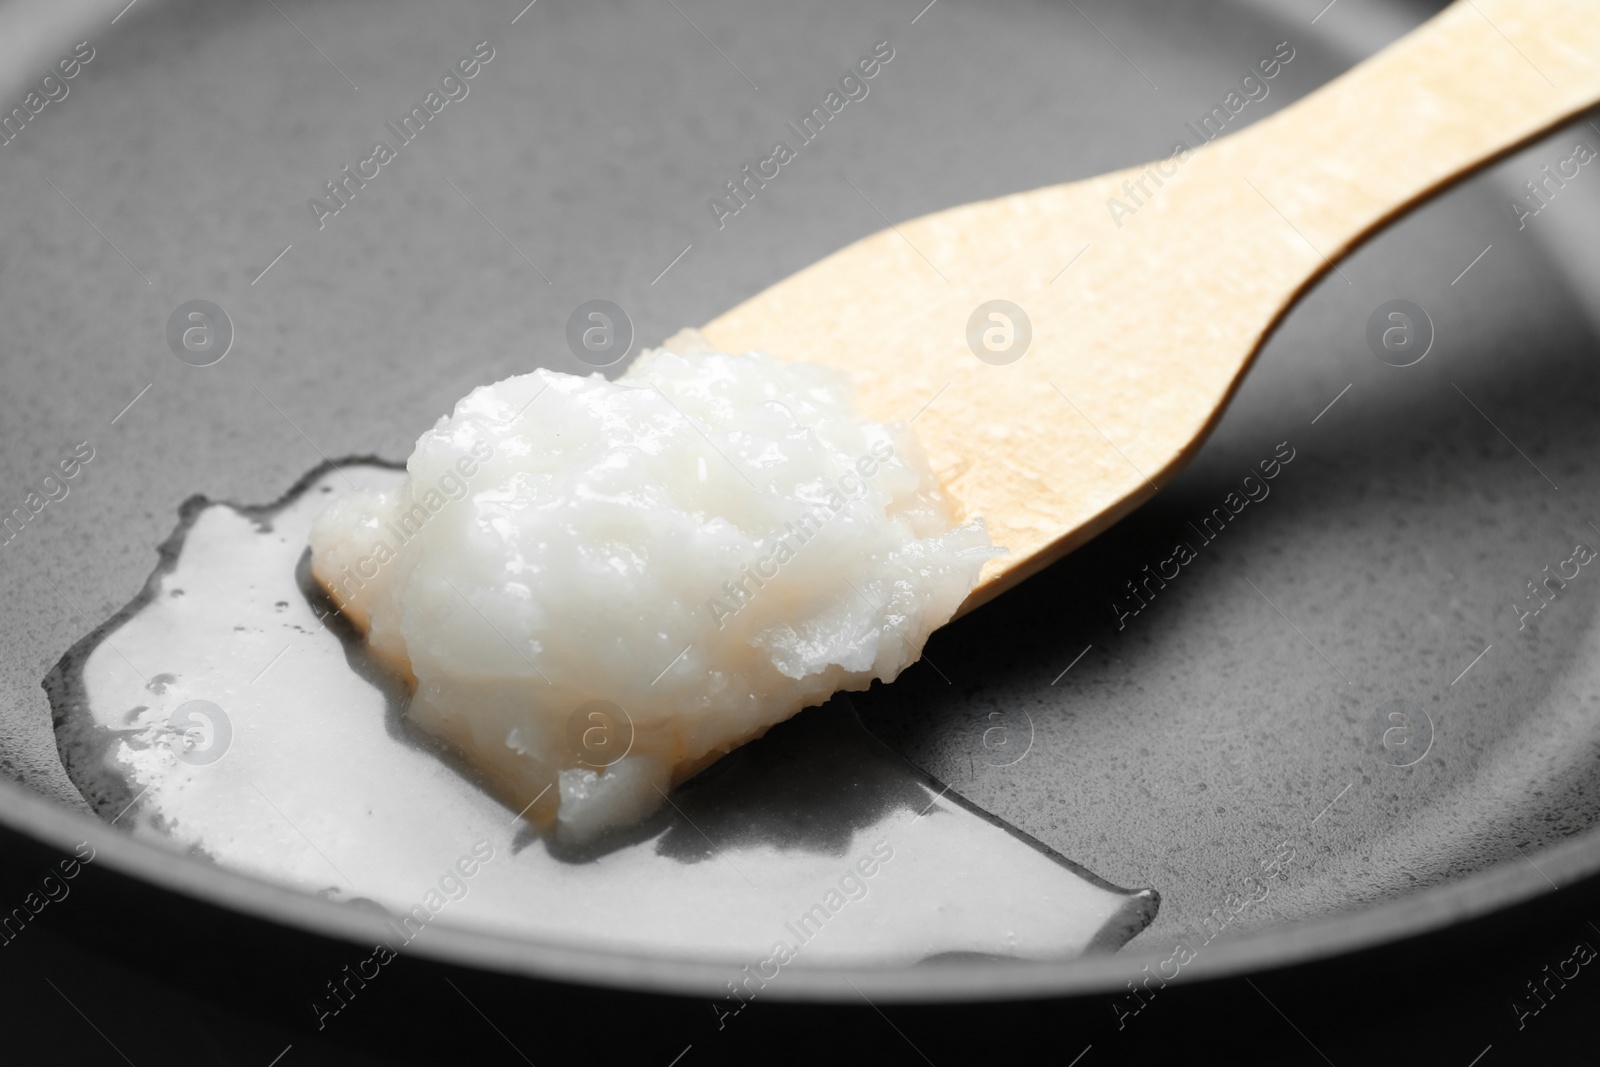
[3,0,1599,1002]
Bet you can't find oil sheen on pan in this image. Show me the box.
[44,456,1158,966]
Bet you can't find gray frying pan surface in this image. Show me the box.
[3,0,1599,999]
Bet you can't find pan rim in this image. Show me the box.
[3,772,1598,1001]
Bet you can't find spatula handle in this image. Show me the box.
[1215,0,1600,267]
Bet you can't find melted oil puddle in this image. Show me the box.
[43,460,1156,964]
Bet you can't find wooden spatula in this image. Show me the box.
[692,0,1600,613]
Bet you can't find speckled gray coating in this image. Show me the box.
[2,0,1596,988]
